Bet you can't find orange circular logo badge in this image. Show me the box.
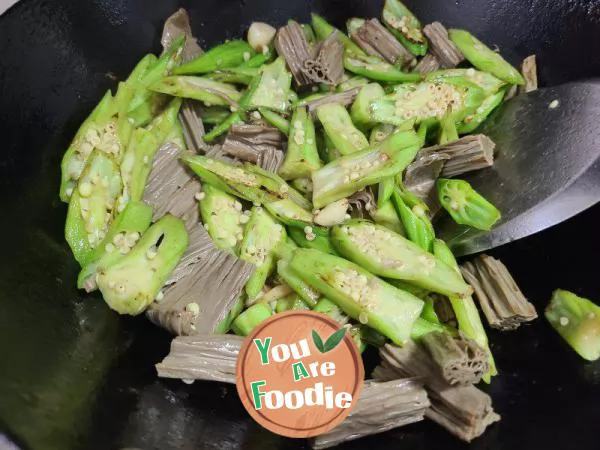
[236,311,364,438]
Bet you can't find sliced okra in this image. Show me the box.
[150,76,242,106]
[369,78,485,127]
[448,29,525,85]
[174,40,256,75]
[96,214,189,316]
[65,150,123,266]
[311,13,366,56]
[369,199,406,236]
[278,107,322,180]
[317,103,369,156]
[276,293,311,313]
[231,302,273,336]
[426,68,505,97]
[311,130,422,208]
[239,207,287,299]
[350,83,386,131]
[77,201,153,291]
[437,178,501,231]
[199,184,247,254]
[287,248,424,346]
[381,0,428,56]
[244,57,293,113]
[457,90,505,134]
[344,52,421,83]
[331,219,473,299]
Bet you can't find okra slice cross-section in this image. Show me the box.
[96,214,189,316]
[437,178,501,231]
[65,150,123,266]
[199,184,247,255]
[288,248,424,346]
[317,102,369,156]
[331,220,472,299]
[278,107,322,180]
[311,130,422,208]
[239,207,287,299]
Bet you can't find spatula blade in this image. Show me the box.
[437,81,600,256]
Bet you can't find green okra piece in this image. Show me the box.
[199,106,231,125]
[276,293,311,313]
[350,83,386,131]
[174,40,255,75]
[245,57,292,113]
[545,289,600,361]
[287,226,339,255]
[448,29,525,85]
[60,89,125,202]
[457,90,505,134]
[331,220,473,299]
[344,53,422,83]
[199,185,247,255]
[203,111,244,142]
[258,108,290,135]
[391,186,435,252]
[290,178,313,196]
[438,113,459,144]
[313,298,350,325]
[239,207,287,299]
[369,123,396,145]
[437,178,501,231]
[386,278,430,299]
[127,37,185,126]
[97,214,189,316]
[292,92,328,109]
[433,239,496,379]
[416,122,428,147]
[126,54,158,85]
[426,68,506,97]
[166,119,186,150]
[337,75,370,92]
[410,317,454,340]
[77,201,153,290]
[322,133,343,162]
[278,107,322,180]
[264,198,315,230]
[65,150,123,266]
[300,22,317,44]
[370,78,485,127]
[288,248,424,346]
[311,130,422,208]
[377,177,396,208]
[382,0,428,56]
[346,17,365,35]
[277,258,321,307]
[182,155,309,212]
[421,296,442,325]
[208,67,259,85]
[311,13,366,56]
[231,302,273,336]
[150,76,242,106]
[317,103,369,156]
[239,49,275,69]
[120,98,182,207]
[215,294,246,334]
[370,199,406,236]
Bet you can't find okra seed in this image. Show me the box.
[146,248,157,260]
[240,215,250,224]
[143,155,149,164]
[243,52,251,61]
[78,182,92,197]
[204,223,210,231]
[549,99,559,109]
[156,291,164,301]
[105,243,115,253]
[195,192,206,201]
[304,226,313,234]
[306,233,316,241]
[185,302,200,316]
[359,312,369,324]
[559,316,569,326]
[66,187,74,197]
[466,68,476,77]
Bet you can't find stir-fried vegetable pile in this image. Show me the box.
[58,1,600,445]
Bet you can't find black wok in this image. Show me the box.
[1,0,600,449]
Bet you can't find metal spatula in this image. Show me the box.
[436,81,600,256]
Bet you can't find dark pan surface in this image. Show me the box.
[0,1,599,449]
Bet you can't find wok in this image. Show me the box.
[1,0,600,449]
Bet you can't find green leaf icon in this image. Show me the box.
[312,327,347,353]
[312,329,325,352]
[323,327,347,353]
